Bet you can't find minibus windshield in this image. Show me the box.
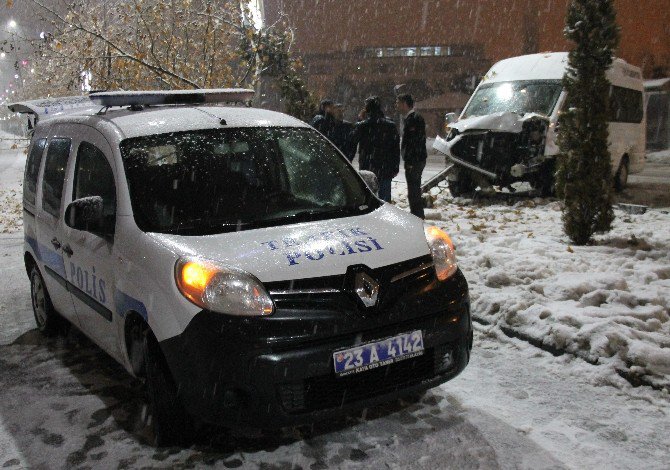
[462,80,563,119]
[120,127,377,235]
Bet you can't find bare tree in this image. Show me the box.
[7,0,317,120]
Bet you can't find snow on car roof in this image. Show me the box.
[26,104,309,139]
[99,105,309,139]
[482,53,570,83]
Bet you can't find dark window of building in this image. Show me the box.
[420,46,434,57]
[41,138,71,218]
[24,138,46,205]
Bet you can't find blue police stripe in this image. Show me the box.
[113,289,149,321]
[26,235,66,278]
[26,234,149,321]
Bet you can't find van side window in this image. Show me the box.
[609,86,643,123]
[24,138,47,205]
[41,138,72,218]
[73,142,116,220]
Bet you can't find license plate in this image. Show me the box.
[332,330,424,377]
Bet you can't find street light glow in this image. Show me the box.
[8,20,17,29]
[0,52,5,59]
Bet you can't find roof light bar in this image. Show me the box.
[89,88,255,107]
[8,95,98,117]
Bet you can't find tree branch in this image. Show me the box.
[28,0,202,89]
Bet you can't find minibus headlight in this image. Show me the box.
[424,226,458,281]
[175,258,274,316]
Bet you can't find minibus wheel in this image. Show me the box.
[449,171,476,197]
[533,161,556,197]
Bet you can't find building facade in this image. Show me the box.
[263,0,670,133]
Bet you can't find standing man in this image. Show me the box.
[311,99,337,139]
[351,96,400,202]
[396,94,427,219]
[332,103,356,162]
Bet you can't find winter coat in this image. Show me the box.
[401,111,428,166]
[311,114,338,141]
[351,115,400,180]
[332,119,356,161]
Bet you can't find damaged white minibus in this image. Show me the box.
[434,52,645,196]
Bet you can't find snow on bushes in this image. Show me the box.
[430,196,670,391]
[0,186,22,233]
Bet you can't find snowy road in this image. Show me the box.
[1,143,669,469]
[0,240,668,469]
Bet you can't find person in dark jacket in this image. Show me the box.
[332,103,356,162]
[310,99,339,147]
[351,96,400,202]
[396,93,427,218]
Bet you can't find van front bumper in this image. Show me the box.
[159,269,472,428]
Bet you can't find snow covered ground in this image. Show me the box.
[0,141,669,468]
[394,183,670,392]
[0,132,26,234]
[646,149,670,164]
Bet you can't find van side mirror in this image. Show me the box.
[65,196,112,235]
[358,170,379,196]
[444,112,458,125]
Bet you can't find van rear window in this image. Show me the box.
[42,138,72,218]
[24,138,46,205]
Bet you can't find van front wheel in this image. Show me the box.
[143,329,193,447]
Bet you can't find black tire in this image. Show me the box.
[533,160,556,197]
[614,157,629,192]
[448,172,476,197]
[29,266,65,336]
[143,329,193,447]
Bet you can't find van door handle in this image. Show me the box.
[51,238,61,250]
[62,244,74,257]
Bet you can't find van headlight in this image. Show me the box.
[175,258,274,316]
[424,226,458,281]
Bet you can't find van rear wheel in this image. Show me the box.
[29,266,65,336]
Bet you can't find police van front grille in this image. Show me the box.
[266,255,434,300]
[278,348,442,414]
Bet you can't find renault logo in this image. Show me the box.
[354,272,379,308]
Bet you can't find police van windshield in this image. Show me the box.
[462,80,563,119]
[120,127,377,235]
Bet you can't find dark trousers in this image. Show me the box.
[405,161,425,219]
[378,178,393,202]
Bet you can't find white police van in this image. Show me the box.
[11,90,471,445]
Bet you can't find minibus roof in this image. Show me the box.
[482,52,643,90]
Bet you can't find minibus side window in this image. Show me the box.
[609,86,644,123]
[41,138,72,218]
[24,138,47,205]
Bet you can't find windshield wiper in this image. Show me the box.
[160,218,246,235]
[265,205,368,223]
